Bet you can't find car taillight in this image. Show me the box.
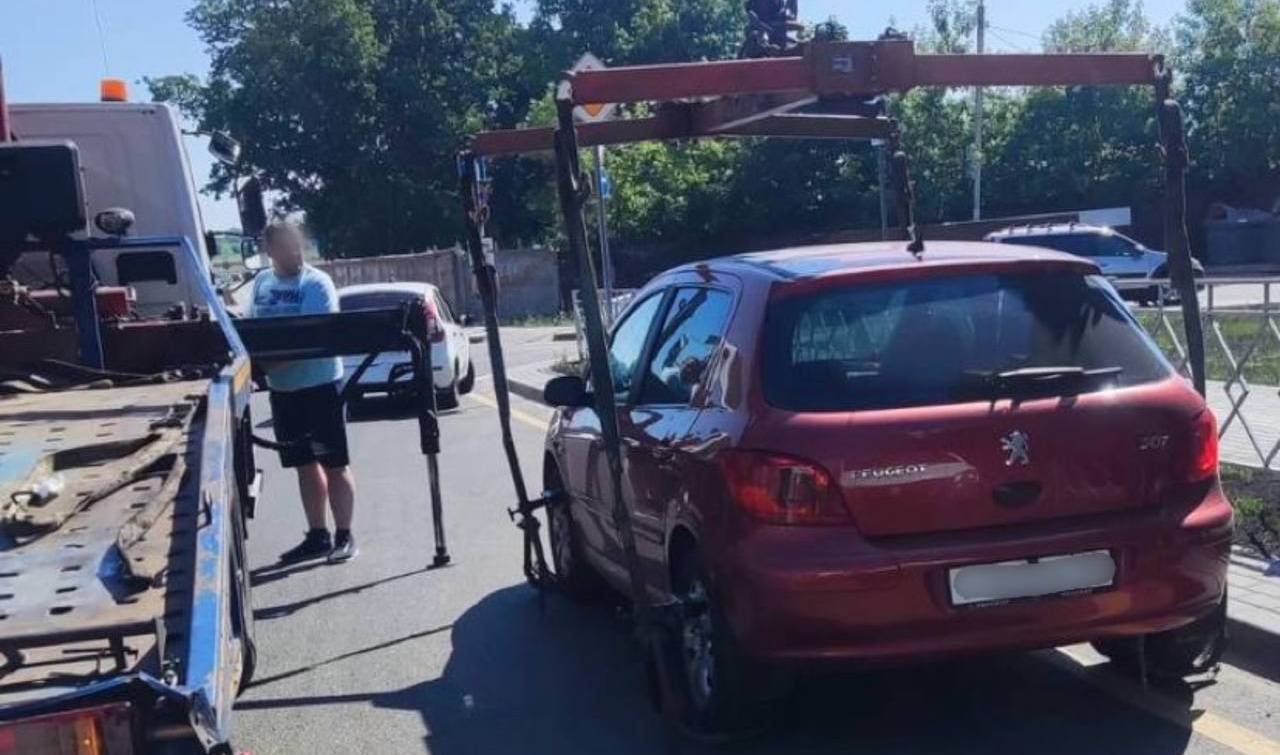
[421,297,445,344]
[720,450,850,525]
[0,704,133,755]
[1188,409,1219,483]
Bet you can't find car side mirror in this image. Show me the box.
[544,375,592,409]
[459,314,475,327]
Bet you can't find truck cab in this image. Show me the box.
[9,102,221,316]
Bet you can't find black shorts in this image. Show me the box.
[268,382,350,469]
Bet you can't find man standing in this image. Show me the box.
[250,222,358,564]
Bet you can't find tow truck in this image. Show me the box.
[0,66,261,754]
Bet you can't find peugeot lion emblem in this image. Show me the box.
[1001,431,1031,467]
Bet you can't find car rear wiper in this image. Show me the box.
[969,366,1124,395]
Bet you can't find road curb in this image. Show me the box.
[507,374,546,404]
[500,361,559,406]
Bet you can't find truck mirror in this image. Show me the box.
[208,132,242,166]
[237,177,268,238]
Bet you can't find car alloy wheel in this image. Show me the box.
[550,502,575,578]
[681,579,716,710]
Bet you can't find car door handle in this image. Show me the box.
[652,444,676,461]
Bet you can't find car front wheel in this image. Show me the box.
[545,466,601,599]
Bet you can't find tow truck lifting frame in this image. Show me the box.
[459,37,1208,717]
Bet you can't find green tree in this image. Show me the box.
[151,0,531,257]
[983,0,1162,230]
[1043,0,1166,52]
[1177,0,1280,208]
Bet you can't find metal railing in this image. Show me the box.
[571,288,636,361]
[1137,278,1280,470]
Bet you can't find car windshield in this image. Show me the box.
[763,272,1172,412]
[340,291,419,311]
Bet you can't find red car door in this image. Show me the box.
[621,286,736,596]
[559,292,667,581]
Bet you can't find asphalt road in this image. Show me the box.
[234,335,1280,755]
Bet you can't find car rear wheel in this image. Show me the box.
[670,550,761,737]
[435,368,460,411]
[458,360,476,395]
[1092,593,1228,680]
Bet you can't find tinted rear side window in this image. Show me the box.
[999,234,1134,258]
[340,292,418,311]
[763,272,1172,412]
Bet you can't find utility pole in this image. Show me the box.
[594,144,615,324]
[972,0,986,221]
[876,140,889,240]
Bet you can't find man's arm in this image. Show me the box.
[301,272,340,316]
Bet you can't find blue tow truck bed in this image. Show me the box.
[0,235,258,754]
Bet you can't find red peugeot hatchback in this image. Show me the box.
[541,241,1231,729]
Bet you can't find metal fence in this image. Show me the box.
[1137,278,1280,471]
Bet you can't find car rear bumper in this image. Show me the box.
[342,352,453,394]
[716,489,1232,665]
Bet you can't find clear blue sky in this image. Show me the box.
[0,0,1186,230]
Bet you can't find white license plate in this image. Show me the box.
[948,550,1116,607]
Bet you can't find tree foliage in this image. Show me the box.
[155,0,1280,262]
[153,0,528,256]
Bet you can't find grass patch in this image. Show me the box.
[502,313,575,328]
[1220,463,1280,560]
[1136,312,1280,385]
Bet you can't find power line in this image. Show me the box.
[987,28,1032,53]
[88,0,111,74]
[989,24,1041,41]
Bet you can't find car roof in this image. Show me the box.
[675,241,1094,282]
[985,223,1114,240]
[337,282,437,297]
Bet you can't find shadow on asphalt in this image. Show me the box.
[245,623,453,691]
[249,559,330,588]
[234,585,1203,755]
[1225,618,1280,684]
[252,567,437,621]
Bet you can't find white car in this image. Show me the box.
[337,282,475,409]
[986,224,1206,305]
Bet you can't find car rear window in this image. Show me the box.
[340,291,418,311]
[763,272,1172,412]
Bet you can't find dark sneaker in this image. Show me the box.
[328,531,358,564]
[279,530,332,564]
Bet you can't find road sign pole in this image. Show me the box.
[594,144,615,325]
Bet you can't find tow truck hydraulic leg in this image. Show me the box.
[551,89,686,719]
[408,330,450,568]
[1155,57,1206,397]
[458,152,552,587]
